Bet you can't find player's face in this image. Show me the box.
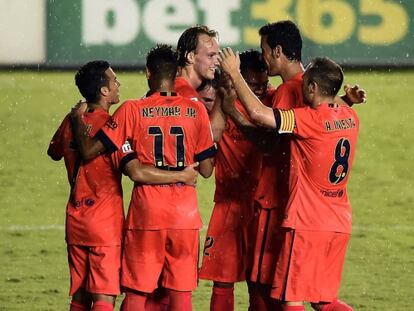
[198,85,216,112]
[193,34,220,80]
[242,69,269,100]
[260,36,279,76]
[104,67,121,105]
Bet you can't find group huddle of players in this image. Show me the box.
[48,20,366,311]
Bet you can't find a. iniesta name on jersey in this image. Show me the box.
[141,106,197,118]
[324,118,356,132]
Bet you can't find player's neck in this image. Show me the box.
[312,95,335,108]
[280,61,304,82]
[150,79,175,93]
[178,66,202,90]
[88,101,110,112]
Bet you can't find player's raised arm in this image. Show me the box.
[70,102,106,160]
[219,48,276,129]
[338,84,367,106]
[124,160,199,186]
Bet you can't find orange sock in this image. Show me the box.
[320,299,354,311]
[70,300,89,311]
[283,306,305,311]
[120,291,146,311]
[92,301,113,311]
[210,286,234,311]
[168,290,192,311]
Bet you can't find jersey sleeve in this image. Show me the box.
[194,105,217,162]
[95,101,136,153]
[110,140,137,174]
[274,107,316,139]
[47,115,69,161]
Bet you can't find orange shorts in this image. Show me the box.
[67,244,121,296]
[121,229,199,293]
[199,200,255,283]
[249,204,284,285]
[271,230,350,303]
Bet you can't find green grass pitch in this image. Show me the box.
[0,70,413,310]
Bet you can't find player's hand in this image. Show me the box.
[344,84,367,104]
[70,100,87,119]
[218,47,240,79]
[181,162,199,186]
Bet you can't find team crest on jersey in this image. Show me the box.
[122,141,132,153]
[106,117,118,129]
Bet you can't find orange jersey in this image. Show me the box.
[214,99,262,202]
[254,73,304,209]
[277,103,359,233]
[98,92,216,230]
[48,109,131,246]
[175,76,205,103]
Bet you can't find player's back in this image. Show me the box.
[124,92,215,230]
[47,110,124,246]
[284,103,359,233]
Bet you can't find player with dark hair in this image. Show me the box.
[199,50,280,311]
[72,45,215,311]
[196,69,221,112]
[219,20,365,311]
[175,25,220,110]
[220,47,358,310]
[49,60,198,311]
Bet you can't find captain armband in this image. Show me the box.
[276,109,296,134]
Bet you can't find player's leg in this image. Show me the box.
[120,289,147,311]
[247,281,282,311]
[210,282,234,311]
[161,229,199,311]
[120,229,167,310]
[248,206,283,311]
[311,299,354,311]
[86,245,122,311]
[71,287,92,311]
[200,201,252,311]
[281,302,306,311]
[68,245,92,311]
[91,294,115,311]
[167,289,192,311]
[145,286,169,311]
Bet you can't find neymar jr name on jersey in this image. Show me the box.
[142,106,197,118]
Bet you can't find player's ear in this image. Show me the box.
[145,67,151,79]
[187,51,195,65]
[273,45,282,59]
[100,85,109,97]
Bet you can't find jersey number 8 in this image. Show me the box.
[329,138,350,185]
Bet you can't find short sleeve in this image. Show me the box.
[47,115,69,161]
[110,140,137,174]
[98,100,137,153]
